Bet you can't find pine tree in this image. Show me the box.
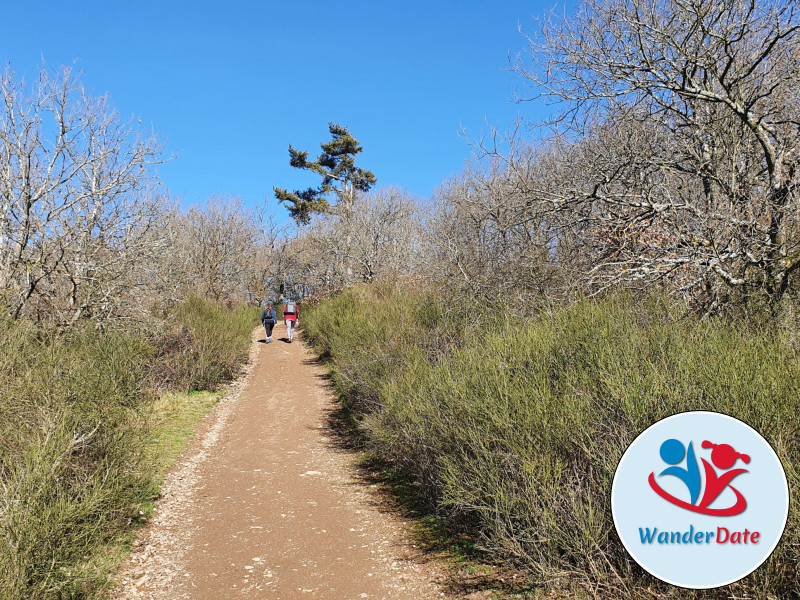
[274,123,377,225]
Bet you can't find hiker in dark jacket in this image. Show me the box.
[261,303,277,343]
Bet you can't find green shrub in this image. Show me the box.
[148,296,258,392]
[0,318,153,599]
[0,297,258,599]
[304,287,800,598]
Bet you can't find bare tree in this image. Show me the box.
[169,196,262,304]
[425,142,566,310]
[0,65,165,324]
[243,205,292,305]
[282,187,422,298]
[332,186,420,284]
[513,0,800,311]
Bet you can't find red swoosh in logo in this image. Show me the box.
[648,473,747,516]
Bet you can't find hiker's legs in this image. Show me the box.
[265,322,274,341]
[287,320,294,341]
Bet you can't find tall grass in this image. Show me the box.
[157,296,257,391]
[0,318,153,599]
[0,297,258,599]
[303,286,800,598]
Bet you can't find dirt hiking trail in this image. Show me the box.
[115,324,443,599]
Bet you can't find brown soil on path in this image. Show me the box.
[114,324,444,600]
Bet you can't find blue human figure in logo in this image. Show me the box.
[658,439,701,505]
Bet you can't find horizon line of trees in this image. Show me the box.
[281,0,800,319]
[4,0,800,328]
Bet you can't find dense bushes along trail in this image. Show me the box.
[0,298,256,599]
[302,285,800,599]
[6,286,800,599]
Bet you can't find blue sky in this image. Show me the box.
[2,1,565,221]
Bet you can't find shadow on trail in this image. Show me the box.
[301,358,333,384]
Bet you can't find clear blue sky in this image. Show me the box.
[2,1,565,220]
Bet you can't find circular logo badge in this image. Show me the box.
[611,411,789,589]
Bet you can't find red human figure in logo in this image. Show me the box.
[698,441,750,510]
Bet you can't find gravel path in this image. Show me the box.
[113,324,443,599]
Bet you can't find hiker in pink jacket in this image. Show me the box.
[284,300,299,342]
